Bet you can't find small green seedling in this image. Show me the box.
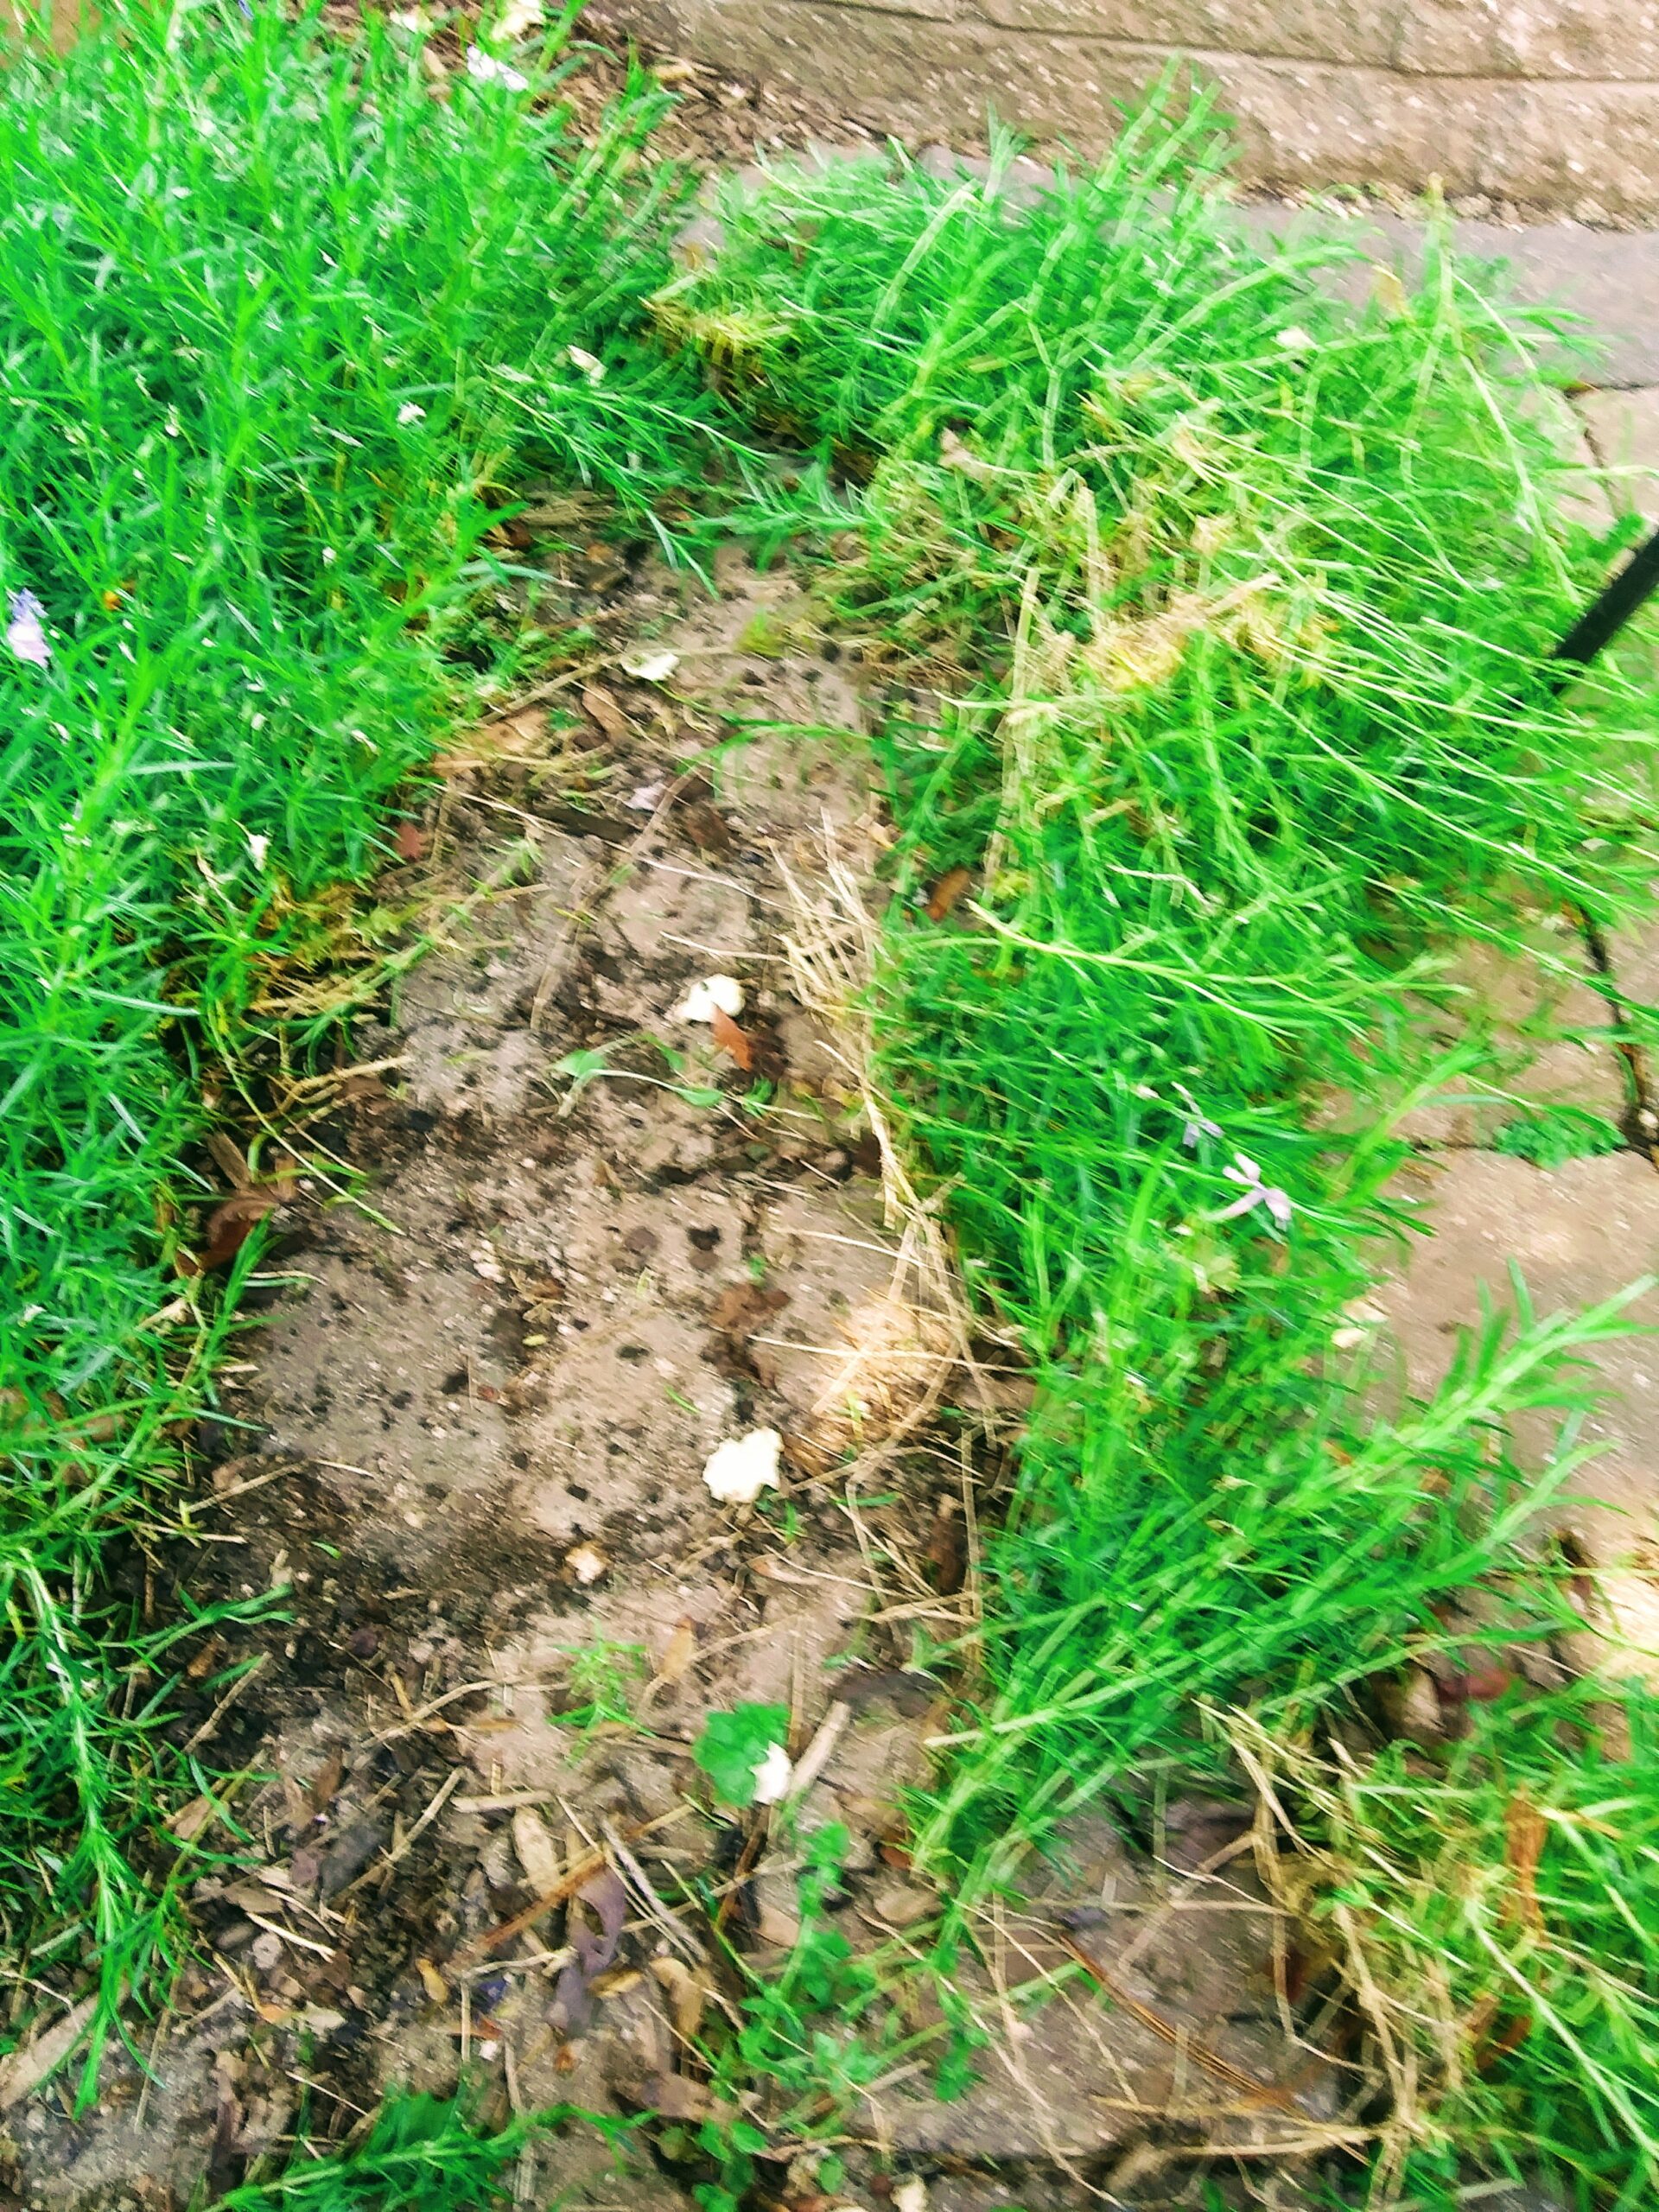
[692,1701,790,1805]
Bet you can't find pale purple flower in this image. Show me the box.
[1174,1082,1222,1148]
[1216,1152,1294,1228]
[6,590,49,669]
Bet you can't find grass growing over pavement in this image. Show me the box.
[666,119,1659,2200]
[5,7,1659,2196]
[0,0,729,2083]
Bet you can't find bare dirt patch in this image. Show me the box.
[10,556,1361,2212]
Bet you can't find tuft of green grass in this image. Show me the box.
[1491,1103,1626,1166]
[215,2090,641,2210]
[670,105,1659,2198]
[0,0,728,2087]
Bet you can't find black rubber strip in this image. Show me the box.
[1552,524,1659,672]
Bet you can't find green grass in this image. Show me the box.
[664,117,1659,2200]
[213,2090,641,2210]
[6,10,1659,2198]
[0,0,733,2087]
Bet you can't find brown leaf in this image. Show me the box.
[512,1807,563,1900]
[0,1996,95,2108]
[416,1956,450,2005]
[656,1615,697,1687]
[650,1955,708,2042]
[581,684,628,741]
[680,801,734,855]
[710,1282,789,1334]
[925,1498,967,1596]
[180,1190,281,1277]
[709,1003,753,1071]
[639,2070,720,2124]
[167,1794,219,1844]
[186,1631,227,1682]
[307,1747,345,1818]
[925,865,974,922]
[1504,1796,1548,1937]
[394,821,427,862]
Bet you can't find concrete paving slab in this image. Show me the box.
[1376,1149,1659,1683]
[1575,386,1659,524]
[1234,207,1659,387]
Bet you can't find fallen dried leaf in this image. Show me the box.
[1504,1795,1548,1937]
[180,1190,282,1276]
[567,1542,608,1586]
[650,1955,708,2041]
[581,684,628,741]
[415,1956,450,2005]
[512,1807,563,1899]
[0,1996,94,2108]
[167,1794,218,1843]
[186,1631,227,1682]
[394,821,427,861]
[924,865,973,922]
[709,1282,788,1334]
[308,1748,345,1817]
[640,2069,723,2123]
[709,1003,753,1071]
[656,1615,697,1687]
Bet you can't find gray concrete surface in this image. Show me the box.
[601,0,1659,219]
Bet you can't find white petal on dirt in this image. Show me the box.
[750,1741,793,1804]
[676,974,744,1023]
[566,345,606,383]
[470,1245,505,1283]
[620,647,679,683]
[495,0,543,36]
[893,2181,929,2212]
[466,47,529,88]
[567,1541,607,1585]
[626,781,664,812]
[702,1427,781,1503]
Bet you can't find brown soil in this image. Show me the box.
[3,541,1353,2212]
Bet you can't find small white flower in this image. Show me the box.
[245,831,270,869]
[495,0,543,37]
[1216,1151,1294,1228]
[566,345,606,383]
[626,781,664,812]
[467,47,529,89]
[1274,325,1317,355]
[702,1427,781,1504]
[6,590,49,669]
[677,974,744,1023]
[397,401,427,425]
[321,547,336,567]
[620,647,678,683]
[749,1741,793,1804]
